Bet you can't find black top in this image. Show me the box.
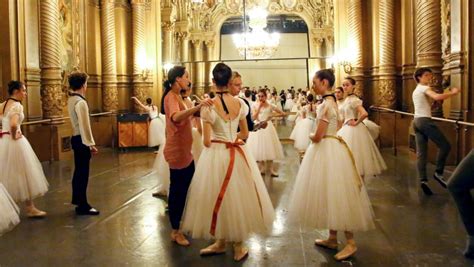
[239,97,254,132]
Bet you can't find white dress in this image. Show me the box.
[289,104,317,151]
[287,103,301,122]
[284,93,294,110]
[289,100,375,231]
[181,99,275,242]
[0,102,49,202]
[337,96,387,177]
[0,183,20,236]
[363,118,381,140]
[246,103,284,161]
[148,107,165,147]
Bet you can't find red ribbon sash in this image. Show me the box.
[209,140,251,236]
[0,132,10,138]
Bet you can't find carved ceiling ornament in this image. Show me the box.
[175,0,333,33]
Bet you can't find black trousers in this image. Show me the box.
[71,135,92,210]
[168,161,195,230]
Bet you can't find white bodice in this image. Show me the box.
[316,100,338,136]
[148,105,158,119]
[201,98,248,142]
[255,103,274,122]
[304,104,317,119]
[339,95,363,123]
[1,102,24,133]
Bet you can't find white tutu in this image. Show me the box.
[191,128,203,162]
[150,144,170,196]
[338,123,387,177]
[181,143,275,241]
[287,105,300,122]
[363,119,380,140]
[284,99,294,110]
[148,114,165,147]
[0,183,20,236]
[246,121,284,161]
[150,127,203,196]
[288,137,375,231]
[0,135,49,202]
[289,118,316,151]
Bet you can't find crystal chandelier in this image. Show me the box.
[232,7,280,59]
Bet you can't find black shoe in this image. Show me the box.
[433,172,448,188]
[75,207,100,216]
[420,181,433,195]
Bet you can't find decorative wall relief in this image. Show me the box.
[59,0,74,72]
[378,79,396,108]
[441,0,451,63]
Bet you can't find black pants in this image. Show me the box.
[71,135,92,210]
[168,161,195,230]
[447,150,474,236]
[413,117,451,181]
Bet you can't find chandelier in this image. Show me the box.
[232,7,280,59]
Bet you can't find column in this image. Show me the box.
[162,22,174,63]
[347,0,364,97]
[132,0,149,112]
[100,0,118,111]
[416,0,443,117]
[378,0,397,108]
[191,39,204,96]
[39,0,63,121]
[204,39,214,92]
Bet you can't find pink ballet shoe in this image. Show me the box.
[334,243,357,261]
[200,241,226,256]
[26,207,47,218]
[171,232,190,247]
[315,239,338,250]
[233,243,249,261]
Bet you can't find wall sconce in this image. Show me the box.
[339,60,352,74]
[141,68,151,80]
[327,52,353,74]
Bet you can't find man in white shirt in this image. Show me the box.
[68,72,100,215]
[412,67,460,195]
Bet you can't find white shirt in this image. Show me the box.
[68,94,95,146]
[412,84,432,118]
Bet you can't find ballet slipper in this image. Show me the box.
[314,239,338,250]
[334,243,357,261]
[200,240,226,256]
[26,206,47,218]
[233,243,249,261]
[270,171,279,177]
[171,232,190,247]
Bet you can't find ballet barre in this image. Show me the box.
[370,106,474,164]
[19,112,114,163]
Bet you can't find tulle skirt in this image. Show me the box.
[289,118,316,151]
[191,128,203,162]
[148,116,165,147]
[284,99,294,111]
[0,183,20,236]
[150,144,170,195]
[288,137,375,231]
[246,121,284,161]
[181,142,275,242]
[150,128,203,196]
[337,123,387,177]
[363,119,380,140]
[287,105,299,122]
[0,135,49,202]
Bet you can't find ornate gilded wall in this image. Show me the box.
[1,0,473,161]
